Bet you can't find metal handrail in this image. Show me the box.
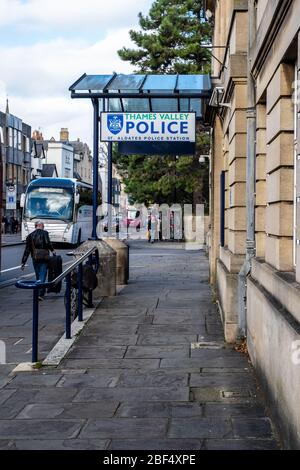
[15,245,97,290]
[15,245,98,363]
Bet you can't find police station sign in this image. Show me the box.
[100,112,196,142]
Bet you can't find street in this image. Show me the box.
[0,244,74,286]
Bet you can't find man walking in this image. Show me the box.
[21,221,55,300]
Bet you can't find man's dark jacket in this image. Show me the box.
[22,229,54,265]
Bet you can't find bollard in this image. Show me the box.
[32,288,40,363]
[65,272,72,339]
[97,240,117,297]
[73,240,117,298]
[105,238,129,285]
[77,264,83,322]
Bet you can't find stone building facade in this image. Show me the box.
[207,0,300,448]
[0,106,31,221]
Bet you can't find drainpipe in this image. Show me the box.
[238,0,256,338]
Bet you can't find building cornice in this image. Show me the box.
[250,0,293,78]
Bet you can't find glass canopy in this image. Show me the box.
[70,73,211,120]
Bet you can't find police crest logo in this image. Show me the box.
[107,114,124,135]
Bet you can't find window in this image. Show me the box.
[24,186,74,221]
[18,131,22,150]
[8,128,13,147]
[14,129,18,149]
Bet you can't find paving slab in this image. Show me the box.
[61,358,160,370]
[116,371,188,388]
[204,439,279,450]
[232,417,274,439]
[138,324,207,335]
[74,387,190,403]
[108,439,202,450]
[67,346,127,359]
[137,334,197,345]
[6,373,62,388]
[168,417,232,439]
[116,402,204,418]
[80,418,168,439]
[14,439,109,450]
[0,419,84,439]
[16,402,119,419]
[125,345,189,359]
[56,372,120,388]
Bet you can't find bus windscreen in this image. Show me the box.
[24,187,74,221]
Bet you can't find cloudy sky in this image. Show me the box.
[0,0,153,146]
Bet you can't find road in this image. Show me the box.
[0,244,73,286]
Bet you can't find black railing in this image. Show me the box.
[15,246,98,363]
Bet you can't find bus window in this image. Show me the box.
[24,187,74,221]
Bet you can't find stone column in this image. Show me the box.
[228,99,247,256]
[265,63,294,271]
[223,133,230,247]
[255,103,267,257]
[209,117,224,284]
[296,38,300,282]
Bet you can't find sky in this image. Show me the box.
[0,0,153,146]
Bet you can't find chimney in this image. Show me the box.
[60,128,69,141]
[32,129,43,141]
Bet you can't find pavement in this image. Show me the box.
[0,285,72,379]
[0,241,281,450]
[1,234,23,247]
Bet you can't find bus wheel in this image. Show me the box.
[76,230,81,247]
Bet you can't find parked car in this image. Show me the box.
[122,210,141,230]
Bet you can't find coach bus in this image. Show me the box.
[21,178,97,245]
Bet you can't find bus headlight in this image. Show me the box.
[64,223,72,233]
[24,222,28,231]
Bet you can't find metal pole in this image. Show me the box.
[246,0,257,254]
[77,264,83,322]
[238,0,257,338]
[220,171,225,247]
[107,141,113,236]
[87,254,93,308]
[0,134,3,272]
[32,289,39,363]
[92,98,99,240]
[65,273,72,339]
[127,243,130,282]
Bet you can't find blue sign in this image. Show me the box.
[6,184,17,210]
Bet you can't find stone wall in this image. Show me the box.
[247,268,300,448]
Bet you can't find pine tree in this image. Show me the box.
[118,0,211,74]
